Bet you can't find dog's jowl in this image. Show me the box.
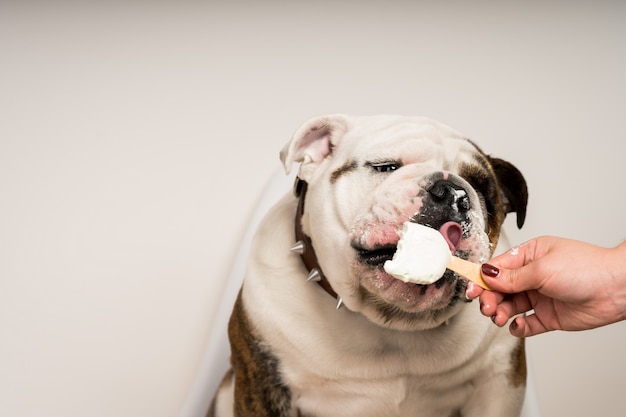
[210,115,528,417]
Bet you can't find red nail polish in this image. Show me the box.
[481,263,500,278]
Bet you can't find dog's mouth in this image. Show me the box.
[351,221,469,319]
[355,245,397,267]
[353,221,463,277]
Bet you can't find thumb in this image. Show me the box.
[480,262,537,294]
[480,238,545,293]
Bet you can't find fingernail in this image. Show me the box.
[490,314,497,324]
[510,318,519,331]
[481,263,500,278]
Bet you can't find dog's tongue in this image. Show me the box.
[439,221,463,253]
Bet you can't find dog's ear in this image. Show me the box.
[489,157,528,229]
[280,114,351,180]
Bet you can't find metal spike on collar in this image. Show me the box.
[306,268,322,282]
[289,240,305,255]
[336,298,344,310]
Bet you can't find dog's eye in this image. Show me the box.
[368,161,401,173]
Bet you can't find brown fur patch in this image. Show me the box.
[458,151,528,255]
[462,160,505,246]
[508,338,527,387]
[227,290,293,416]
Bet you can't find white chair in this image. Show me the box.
[178,169,541,417]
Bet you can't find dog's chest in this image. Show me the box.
[272,324,485,417]
[287,370,473,417]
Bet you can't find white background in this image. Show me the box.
[1,2,625,416]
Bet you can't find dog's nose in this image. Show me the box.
[427,180,470,212]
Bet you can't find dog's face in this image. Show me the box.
[281,114,527,331]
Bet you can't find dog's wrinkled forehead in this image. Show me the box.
[280,114,481,181]
[336,123,478,173]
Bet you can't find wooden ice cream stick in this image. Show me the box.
[447,256,491,290]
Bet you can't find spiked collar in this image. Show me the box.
[293,178,339,300]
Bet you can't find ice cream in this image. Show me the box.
[383,222,451,285]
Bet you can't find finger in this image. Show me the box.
[465,281,483,300]
[510,314,550,338]
[492,293,534,326]
[482,237,550,276]
[477,290,506,317]
[481,262,543,295]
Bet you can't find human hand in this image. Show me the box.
[466,236,626,337]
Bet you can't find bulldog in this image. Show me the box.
[210,114,529,417]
